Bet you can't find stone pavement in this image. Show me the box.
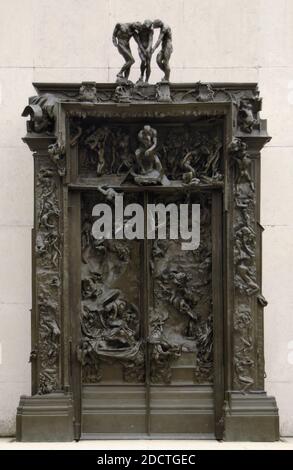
[0,437,292,450]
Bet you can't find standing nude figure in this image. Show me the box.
[133,20,154,83]
[112,23,136,81]
[152,20,173,82]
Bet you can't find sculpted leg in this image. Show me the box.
[156,51,164,74]
[145,58,151,83]
[117,43,135,79]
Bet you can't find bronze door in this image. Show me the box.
[69,188,223,439]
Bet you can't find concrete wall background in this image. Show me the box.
[0,0,292,436]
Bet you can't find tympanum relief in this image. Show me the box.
[71,119,224,186]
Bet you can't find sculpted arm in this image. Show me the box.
[133,31,147,55]
[146,130,157,155]
[152,30,164,52]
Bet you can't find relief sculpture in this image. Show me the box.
[18,25,278,439]
[230,137,264,392]
[79,278,144,384]
[150,194,213,384]
[78,187,214,387]
[73,119,223,186]
[79,192,144,384]
[35,166,61,394]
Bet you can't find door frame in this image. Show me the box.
[68,186,225,440]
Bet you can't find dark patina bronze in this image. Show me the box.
[17,40,279,440]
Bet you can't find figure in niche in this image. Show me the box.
[42,231,61,268]
[236,151,254,191]
[152,20,173,82]
[81,216,95,264]
[81,273,103,300]
[201,136,222,181]
[229,138,254,191]
[81,217,92,250]
[36,230,61,268]
[235,186,254,210]
[238,100,257,133]
[149,308,169,341]
[109,241,130,263]
[148,308,181,384]
[162,131,182,178]
[133,20,154,84]
[111,130,132,174]
[234,355,254,391]
[38,173,60,229]
[151,341,181,384]
[99,298,138,348]
[112,23,137,82]
[181,134,223,184]
[235,226,255,259]
[131,125,169,185]
[181,149,201,185]
[38,294,60,345]
[85,127,110,176]
[180,131,201,184]
[80,287,143,382]
[78,338,102,383]
[194,314,213,381]
[159,268,198,337]
[235,261,259,296]
[48,141,66,176]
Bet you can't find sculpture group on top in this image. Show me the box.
[112,19,172,83]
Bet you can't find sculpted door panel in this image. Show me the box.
[80,191,145,385]
[149,192,213,385]
[78,189,216,437]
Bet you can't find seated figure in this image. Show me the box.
[131,125,169,185]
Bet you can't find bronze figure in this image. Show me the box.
[133,20,154,83]
[131,124,169,185]
[112,19,173,83]
[112,22,137,82]
[152,19,173,82]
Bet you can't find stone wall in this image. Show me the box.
[0,0,292,436]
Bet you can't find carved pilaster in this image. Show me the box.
[229,137,259,392]
[32,145,63,395]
